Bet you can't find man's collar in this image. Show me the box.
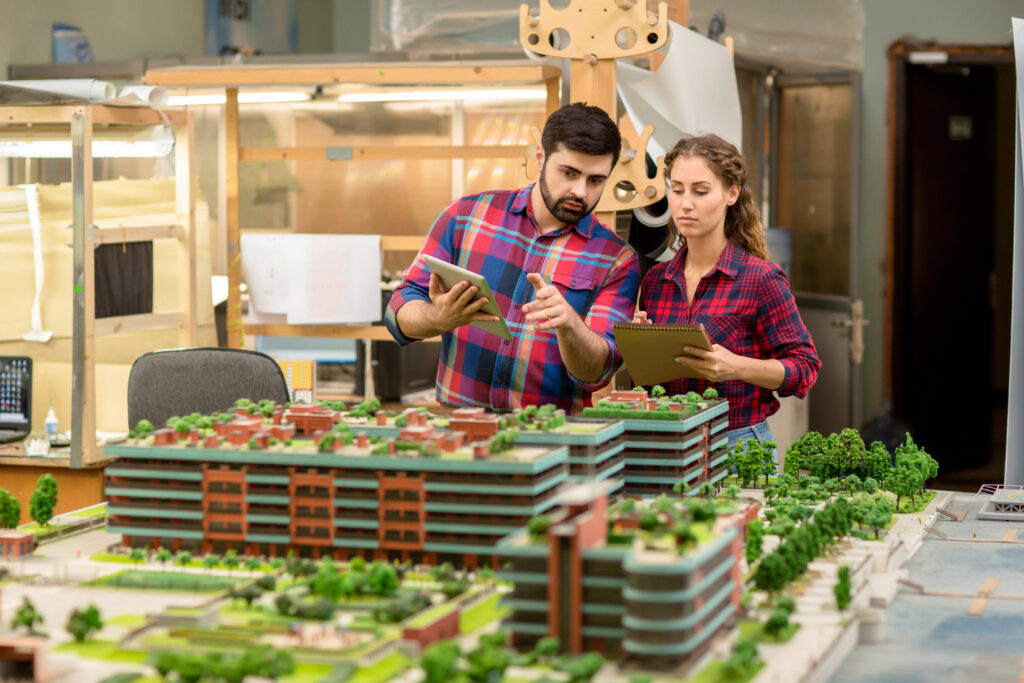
[514,184,594,238]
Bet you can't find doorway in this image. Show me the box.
[888,44,1015,486]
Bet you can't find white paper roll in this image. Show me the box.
[1,78,115,101]
[118,85,169,106]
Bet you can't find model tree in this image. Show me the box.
[834,565,852,610]
[29,473,58,527]
[11,597,43,634]
[202,553,219,572]
[745,520,764,564]
[763,608,789,638]
[368,561,399,596]
[129,548,145,566]
[66,604,103,642]
[155,547,172,568]
[0,488,20,528]
[175,551,192,571]
[223,548,240,574]
[245,556,262,574]
[784,431,829,477]
[422,641,460,683]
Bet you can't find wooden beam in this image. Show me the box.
[145,62,560,88]
[175,110,199,347]
[244,324,439,342]
[381,235,425,251]
[0,105,179,126]
[239,145,528,162]
[224,88,242,348]
[95,312,186,336]
[92,224,184,245]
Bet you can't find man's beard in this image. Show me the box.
[539,164,594,225]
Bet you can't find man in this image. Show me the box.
[384,102,640,413]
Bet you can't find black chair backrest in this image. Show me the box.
[127,348,290,429]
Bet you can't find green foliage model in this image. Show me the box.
[835,565,852,610]
[11,596,43,634]
[0,488,21,528]
[66,604,103,642]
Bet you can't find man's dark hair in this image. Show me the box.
[541,102,621,169]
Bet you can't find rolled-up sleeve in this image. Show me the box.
[756,265,821,398]
[566,248,640,390]
[384,203,458,346]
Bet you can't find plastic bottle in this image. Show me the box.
[45,403,58,438]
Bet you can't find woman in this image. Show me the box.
[635,134,820,450]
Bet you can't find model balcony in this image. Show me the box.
[107,482,203,501]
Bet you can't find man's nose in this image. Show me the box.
[570,179,587,198]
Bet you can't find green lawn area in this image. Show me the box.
[737,619,800,644]
[281,662,335,683]
[89,570,243,592]
[52,639,149,664]
[105,614,148,628]
[405,602,457,629]
[459,592,509,633]
[897,489,937,514]
[90,552,135,564]
[348,650,409,683]
[69,504,108,518]
[690,659,764,683]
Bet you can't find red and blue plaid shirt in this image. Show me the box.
[639,240,820,429]
[385,185,640,413]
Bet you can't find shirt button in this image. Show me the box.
[514,304,520,310]
[570,280,576,287]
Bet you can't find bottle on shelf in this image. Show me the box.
[45,403,58,440]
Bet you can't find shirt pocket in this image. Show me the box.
[551,272,598,316]
[702,314,746,348]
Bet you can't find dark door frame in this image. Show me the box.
[885,42,1014,401]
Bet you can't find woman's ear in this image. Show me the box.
[726,184,741,206]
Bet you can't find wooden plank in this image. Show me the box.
[145,62,560,87]
[94,312,186,335]
[0,105,179,126]
[244,324,440,343]
[381,235,425,251]
[224,88,242,348]
[239,144,528,162]
[92,224,184,245]
[81,110,97,466]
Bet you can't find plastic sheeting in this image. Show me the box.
[370,0,863,71]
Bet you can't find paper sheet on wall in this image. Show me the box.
[241,233,382,325]
[616,21,743,157]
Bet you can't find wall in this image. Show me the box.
[858,0,1019,422]
[0,0,205,78]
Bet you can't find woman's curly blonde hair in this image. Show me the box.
[663,134,769,260]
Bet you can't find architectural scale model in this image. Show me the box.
[498,480,758,666]
[582,388,730,498]
[106,403,569,567]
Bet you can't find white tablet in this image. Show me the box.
[422,254,512,341]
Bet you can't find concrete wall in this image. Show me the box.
[0,0,363,80]
[858,1,1019,421]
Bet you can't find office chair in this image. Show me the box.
[126,348,290,429]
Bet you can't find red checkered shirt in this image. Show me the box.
[385,185,640,413]
[639,240,820,428]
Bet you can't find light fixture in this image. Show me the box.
[166,91,311,106]
[337,87,547,103]
[0,124,175,158]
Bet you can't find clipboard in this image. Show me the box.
[422,254,512,341]
[613,322,714,386]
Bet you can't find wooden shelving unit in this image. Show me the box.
[0,103,199,466]
[144,60,561,349]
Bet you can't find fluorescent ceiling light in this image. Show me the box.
[166,91,310,106]
[338,88,547,103]
[0,124,175,158]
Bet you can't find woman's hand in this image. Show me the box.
[675,344,744,382]
[632,310,652,324]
